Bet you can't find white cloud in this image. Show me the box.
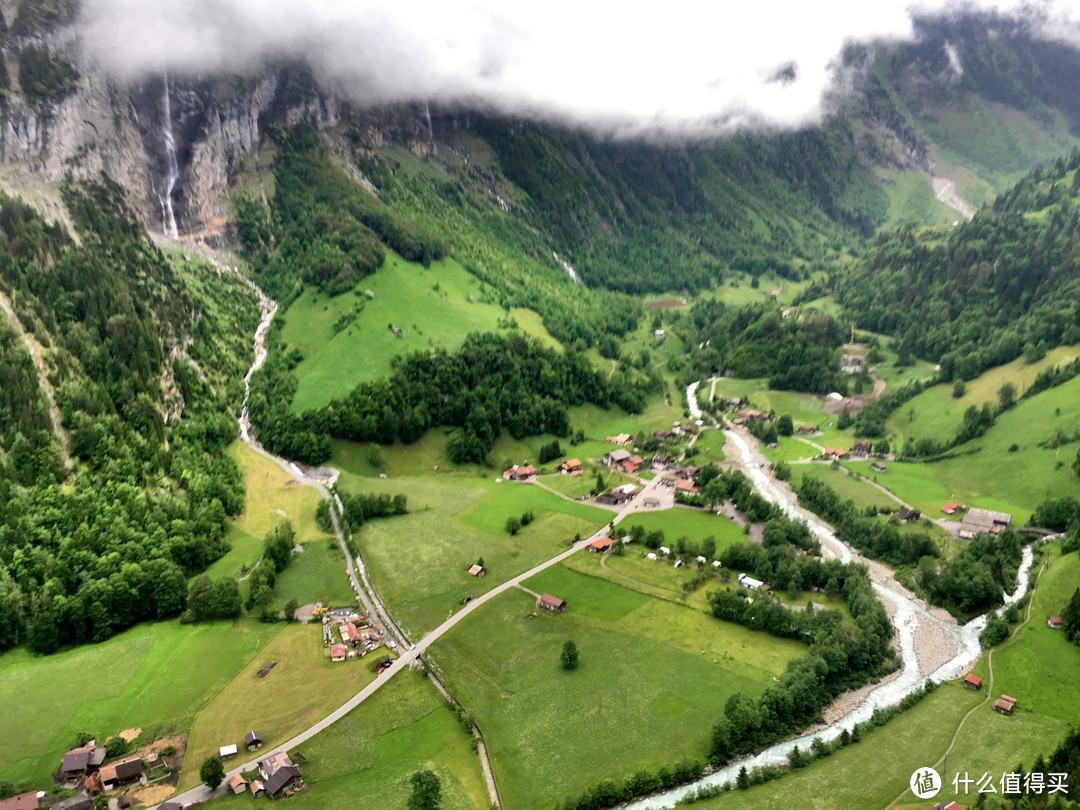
[77,0,1078,135]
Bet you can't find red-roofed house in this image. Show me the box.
[1048,616,1064,628]
[558,459,582,474]
[538,594,567,613]
[588,538,613,553]
[823,448,847,460]
[962,674,982,690]
[331,644,347,662]
[227,774,249,795]
[941,503,960,515]
[675,479,700,495]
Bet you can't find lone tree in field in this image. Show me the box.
[200,755,225,790]
[998,382,1017,412]
[561,639,579,670]
[407,769,442,810]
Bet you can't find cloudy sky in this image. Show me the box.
[79,0,1077,135]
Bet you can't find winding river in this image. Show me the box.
[627,388,1036,809]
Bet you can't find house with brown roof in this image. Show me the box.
[797,425,817,435]
[588,538,613,553]
[0,792,42,810]
[596,489,633,505]
[503,465,537,481]
[538,594,567,613]
[246,731,264,751]
[871,462,887,473]
[99,756,143,791]
[1048,616,1064,629]
[607,433,633,446]
[468,564,485,578]
[675,479,700,495]
[823,448,847,460]
[249,780,266,798]
[227,774,249,795]
[941,503,961,515]
[651,453,671,472]
[558,459,582,474]
[962,674,982,690]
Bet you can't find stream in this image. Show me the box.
[625,395,1036,809]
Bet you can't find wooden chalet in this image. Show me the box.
[99,756,143,791]
[246,730,264,751]
[962,674,982,690]
[588,538,613,553]
[851,439,872,457]
[227,774,249,795]
[1048,616,1064,629]
[558,459,583,474]
[870,462,887,473]
[993,695,1017,715]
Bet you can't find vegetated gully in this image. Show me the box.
[628,387,1037,809]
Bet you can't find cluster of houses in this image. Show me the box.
[323,608,382,662]
[731,408,770,427]
[602,449,644,474]
[963,675,1020,715]
[216,750,302,801]
[59,740,146,796]
[942,505,1012,538]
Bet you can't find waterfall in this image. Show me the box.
[158,74,180,239]
[424,101,434,140]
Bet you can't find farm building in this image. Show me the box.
[538,594,567,613]
[0,792,44,810]
[331,644,347,662]
[588,538,613,552]
[797,425,817,435]
[960,508,1012,538]
[619,455,645,474]
[738,573,766,591]
[851,440,872,457]
[607,433,633,446]
[219,744,238,760]
[652,454,671,471]
[60,742,104,780]
[898,507,922,523]
[603,448,632,468]
[1048,616,1064,629]
[468,564,485,577]
[941,503,961,515]
[227,774,249,795]
[558,459,583,474]
[266,766,302,799]
[99,756,143,791]
[596,489,633,505]
[962,674,982,690]
[823,448,847,460]
[993,695,1017,715]
[871,462,887,473]
[259,752,295,780]
[246,731,264,751]
[249,781,266,798]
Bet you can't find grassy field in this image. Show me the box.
[619,508,747,551]
[885,345,1080,448]
[794,464,899,512]
[178,623,380,789]
[694,428,728,462]
[690,684,981,810]
[341,475,608,637]
[430,567,805,808]
[207,670,486,810]
[206,443,329,581]
[274,538,359,608]
[280,252,559,412]
[568,392,686,440]
[878,167,956,229]
[0,620,283,786]
[538,467,635,500]
[849,372,1080,521]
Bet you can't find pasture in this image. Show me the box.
[429,568,805,808]
[619,508,747,552]
[0,620,282,786]
[280,252,558,411]
[177,623,379,789]
[274,538,359,608]
[794,464,900,512]
[204,671,486,810]
[345,475,607,636]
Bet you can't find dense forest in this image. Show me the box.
[0,181,260,653]
[250,330,656,465]
[834,153,1080,381]
[672,299,850,392]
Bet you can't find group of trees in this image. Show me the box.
[0,183,260,653]
[245,521,300,622]
[707,533,895,765]
[251,332,653,466]
[674,300,851,394]
[835,152,1080,383]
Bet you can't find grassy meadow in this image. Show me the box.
[337,474,609,637]
[794,464,900,512]
[200,670,486,810]
[280,252,559,412]
[0,620,283,786]
[619,508,747,551]
[429,567,806,808]
[177,623,380,789]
